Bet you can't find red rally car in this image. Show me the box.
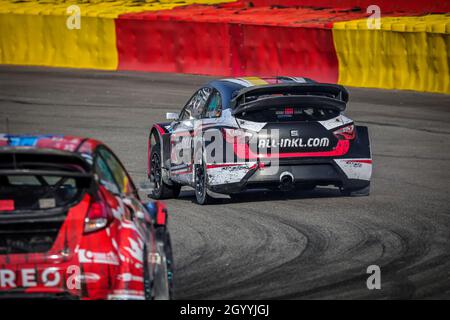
[0,134,174,299]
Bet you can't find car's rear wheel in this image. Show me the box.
[194,162,213,205]
[150,142,181,199]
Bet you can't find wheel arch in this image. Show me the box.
[148,124,165,178]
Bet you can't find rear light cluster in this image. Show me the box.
[333,124,356,140]
[84,194,113,234]
[0,200,15,211]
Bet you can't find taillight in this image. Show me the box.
[84,197,113,234]
[0,200,14,211]
[333,124,355,140]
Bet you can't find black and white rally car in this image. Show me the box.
[148,77,372,204]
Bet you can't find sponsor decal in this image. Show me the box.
[78,249,120,266]
[258,137,330,148]
[344,160,363,168]
[0,268,63,289]
[334,159,372,181]
[123,238,144,263]
[345,159,372,165]
[117,273,144,283]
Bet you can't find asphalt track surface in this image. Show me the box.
[1,66,450,299]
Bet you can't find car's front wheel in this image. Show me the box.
[149,142,181,199]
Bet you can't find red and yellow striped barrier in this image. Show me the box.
[0,0,234,70]
[0,0,449,94]
[333,15,450,93]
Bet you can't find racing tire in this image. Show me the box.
[194,162,213,205]
[149,142,181,199]
[152,227,174,300]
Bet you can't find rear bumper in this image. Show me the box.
[208,125,372,194]
[209,158,371,194]
[0,220,146,300]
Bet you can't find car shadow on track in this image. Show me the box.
[171,187,346,205]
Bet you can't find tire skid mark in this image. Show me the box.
[174,205,308,299]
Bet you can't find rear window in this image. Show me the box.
[0,151,92,212]
[237,106,339,122]
[0,174,88,212]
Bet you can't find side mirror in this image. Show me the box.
[166,112,179,120]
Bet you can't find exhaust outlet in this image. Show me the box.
[280,171,294,190]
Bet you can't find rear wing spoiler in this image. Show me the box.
[230,83,349,109]
[232,95,347,116]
